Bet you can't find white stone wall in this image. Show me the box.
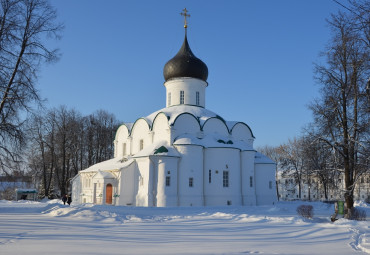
[255,163,277,205]
[203,118,229,136]
[231,123,254,147]
[79,173,95,203]
[135,158,152,206]
[164,78,207,107]
[114,125,130,157]
[241,151,257,205]
[71,175,81,205]
[119,162,137,206]
[172,113,200,140]
[154,157,179,207]
[152,113,171,144]
[175,144,204,206]
[131,119,151,155]
[204,148,242,206]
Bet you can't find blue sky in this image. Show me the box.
[38,0,345,147]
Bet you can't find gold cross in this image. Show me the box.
[180,8,190,28]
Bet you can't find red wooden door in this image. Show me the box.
[106,184,112,204]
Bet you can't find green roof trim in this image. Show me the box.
[154,146,169,154]
[16,190,37,193]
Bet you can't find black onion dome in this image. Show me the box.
[163,34,208,82]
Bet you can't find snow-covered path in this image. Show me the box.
[0,200,369,255]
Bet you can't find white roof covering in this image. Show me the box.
[93,170,115,179]
[254,152,275,164]
[133,140,181,158]
[173,134,253,150]
[225,121,239,131]
[80,158,134,173]
[121,106,251,135]
[145,105,225,126]
[124,122,134,130]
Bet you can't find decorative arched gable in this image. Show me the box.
[114,124,130,157]
[202,117,229,136]
[230,122,255,145]
[172,113,201,139]
[152,112,170,143]
[131,118,151,154]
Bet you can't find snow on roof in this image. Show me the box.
[225,121,238,131]
[93,170,115,179]
[124,122,134,131]
[173,133,253,150]
[80,158,134,173]
[145,105,221,126]
[133,140,180,158]
[173,134,204,146]
[254,152,275,164]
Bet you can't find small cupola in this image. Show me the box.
[163,8,208,82]
[163,9,208,108]
[163,34,208,82]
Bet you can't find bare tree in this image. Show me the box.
[85,110,119,167]
[276,137,308,199]
[0,0,62,173]
[309,1,369,211]
[27,107,119,198]
[27,110,56,198]
[301,132,341,200]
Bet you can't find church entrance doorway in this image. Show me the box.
[106,184,113,204]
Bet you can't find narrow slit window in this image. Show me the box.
[250,176,253,187]
[139,139,144,150]
[166,176,170,187]
[189,177,193,187]
[122,143,126,156]
[196,91,200,105]
[223,171,229,187]
[209,170,212,183]
[180,91,184,104]
[168,92,171,106]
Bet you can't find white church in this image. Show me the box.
[71,10,277,207]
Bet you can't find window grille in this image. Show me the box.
[223,171,229,187]
[180,91,184,104]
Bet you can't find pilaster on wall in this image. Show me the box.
[128,136,133,156]
[148,131,155,143]
[241,150,256,206]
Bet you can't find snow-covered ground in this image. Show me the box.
[0,200,369,255]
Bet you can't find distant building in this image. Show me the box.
[277,171,370,202]
[0,175,35,200]
[15,188,38,201]
[72,10,277,207]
